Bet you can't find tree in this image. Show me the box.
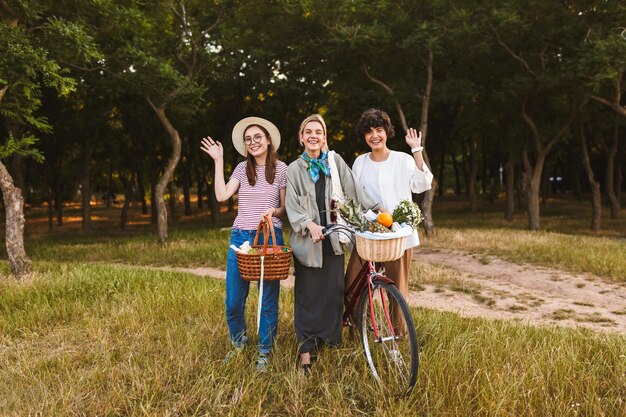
[303,0,449,236]
[99,0,239,242]
[488,1,588,230]
[577,2,626,218]
[1,1,98,276]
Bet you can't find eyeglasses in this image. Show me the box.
[243,134,266,145]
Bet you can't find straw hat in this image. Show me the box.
[231,117,281,157]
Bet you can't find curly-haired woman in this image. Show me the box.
[345,108,433,328]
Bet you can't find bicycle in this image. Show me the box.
[323,223,419,395]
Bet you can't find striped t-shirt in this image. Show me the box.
[231,160,287,230]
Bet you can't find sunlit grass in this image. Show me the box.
[1,263,624,415]
[424,228,626,282]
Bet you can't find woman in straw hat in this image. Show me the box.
[285,114,379,374]
[201,117,287,372]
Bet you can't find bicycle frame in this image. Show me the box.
[322,223,400,342]
[325,223,419,392]
[343,257,397,342]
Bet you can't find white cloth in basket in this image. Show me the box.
[355,223,413,240]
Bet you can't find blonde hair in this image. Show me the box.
[299,114,329,152]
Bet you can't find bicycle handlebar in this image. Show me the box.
[322,223,357,244]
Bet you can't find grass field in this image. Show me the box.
[1,263,624,416]
[0,196,625,415]
[12,196,625,282]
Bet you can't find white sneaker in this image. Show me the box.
[256,353,270,372]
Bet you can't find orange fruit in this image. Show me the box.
[376,212,393,228]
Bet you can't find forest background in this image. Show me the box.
[1,0,624,273]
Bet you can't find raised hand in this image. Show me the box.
[405,128,422,149]
[200,136,224,161]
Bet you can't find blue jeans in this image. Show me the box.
[226,226,283,354]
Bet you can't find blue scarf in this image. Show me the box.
[300,151,330,183]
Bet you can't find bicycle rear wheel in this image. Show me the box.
[358,280,419,394]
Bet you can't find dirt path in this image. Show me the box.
[411,247,626,333]
[160,248,626,334]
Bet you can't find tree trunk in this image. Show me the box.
[616,157,623,205]
[437,135,446,197]
[169,183,178,224]
[5,121,25,194]
[209,179,221,225]
[606,116,620,218]
[81,141,94,233]
[489,162,500,204]
[106,161,113,208]
[147,101,182,243]
[9,154,25,194]
[504,158,515,221]
[55,178,63,226]
[520,98,584,230]
[540,165,550,207]
[448,151,459,196]
[363,48,436,235]
[467,137,479,212]
[516,159,526,210]
[573,174,583,201]
[196,168,204,210]
[0,161,32,277]
[47,185,54,231]
[480,140,488,197]
[420,183,437,235]
[580,122,601,230]
[120,173,132,231]
[150,179,157,224]
[418,48,435,236]
[182,160,192,216]
[137,170,148,215]
[526,158,544,231]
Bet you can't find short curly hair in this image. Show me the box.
[355,109,395,141]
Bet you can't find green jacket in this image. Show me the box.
[286,152,379,268]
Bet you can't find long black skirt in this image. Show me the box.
[294,238,345,354]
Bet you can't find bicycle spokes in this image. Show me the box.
[359,281,419,395]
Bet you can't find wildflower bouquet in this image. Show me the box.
[337,199,391,233]
[392,199,424,230]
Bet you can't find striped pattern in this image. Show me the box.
[231,160,287,230]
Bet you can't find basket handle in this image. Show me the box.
[252,214,278,255]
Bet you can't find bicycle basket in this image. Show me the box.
[354,226,412,262]
[235,217,292,281]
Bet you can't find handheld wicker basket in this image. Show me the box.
[235,216,292,281]
[354,234,407,262]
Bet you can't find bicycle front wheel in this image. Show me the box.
[358,280,419,394]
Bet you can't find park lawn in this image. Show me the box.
[19,221,626,283]
[428,227,626,282]
[0,263,624,416]
[6,196,623,282]
[25,226,232,268]
[426,196,626,282]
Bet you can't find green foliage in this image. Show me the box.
[0,1,104,163]
[0,22,75,129]
[575,3,626,90]
[0,132,44,162]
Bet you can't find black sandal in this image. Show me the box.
[300,363,312,376]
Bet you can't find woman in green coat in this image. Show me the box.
[285,114,379,373]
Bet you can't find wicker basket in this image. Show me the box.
[235,216,292,281]
[355,234,407,262]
